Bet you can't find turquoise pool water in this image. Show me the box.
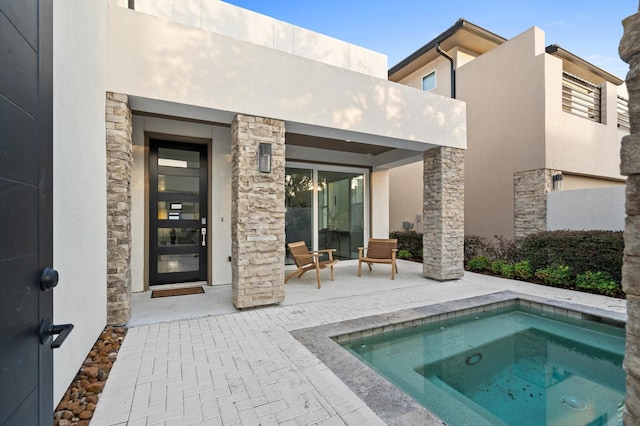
[341,304,625,425]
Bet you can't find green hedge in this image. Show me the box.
[389,231,423,258]
[519,230,623,284]
[464,235,520,263]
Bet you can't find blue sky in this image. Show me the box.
[223,1,636,79]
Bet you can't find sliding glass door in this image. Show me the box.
[285,163,368,263]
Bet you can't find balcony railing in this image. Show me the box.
[562,72,601,123]
[618,96,630,132]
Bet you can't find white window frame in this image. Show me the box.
[422,70,436,92]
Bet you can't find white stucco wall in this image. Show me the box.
[389,25,626,240]
[371,170,390,238]
[545,77,626,179]
[53,1,108,405]
[388,162,423,232]
[457,27,548,239]
[124,0,388,79]
[106,5,466,152]
[547,187,625,231]
[130,116,233,292]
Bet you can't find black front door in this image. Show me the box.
[1,1,58,424]
[149,141,208,285]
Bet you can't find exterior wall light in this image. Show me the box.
[258,142,271,173]
[552,173,563,191]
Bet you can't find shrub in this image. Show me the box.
[492,235,520,263]
[464,235,491,262]
[513,260,533,280]
[464,235,520,263]
[576,271,620,297]
[467,255,490,272]
[490,260,506,275]
[535,264,572,287]
[397,249,411,260]
[389,231,423,259]
[520,230,622,284]
[499,263,515,279]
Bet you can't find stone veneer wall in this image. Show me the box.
[231,115,285,308]
[422,147,465,280]
[105,92,132,325]
[620,7,640,425]
[513,168,561,239]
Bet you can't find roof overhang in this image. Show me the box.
[545,45,624,86]
[388,19,506,81]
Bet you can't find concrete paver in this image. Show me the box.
[92,261,626,425]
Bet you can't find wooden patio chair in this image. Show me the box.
[358,238,399,280]
[285,241,339,289]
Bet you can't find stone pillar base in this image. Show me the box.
[106,92,132,325]
[422,147,464,280]
[620,9,640,423]
[231,115,285,308]
[513,168,560,240]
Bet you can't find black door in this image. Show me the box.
[1,1,59,424]
[149,141,208,285]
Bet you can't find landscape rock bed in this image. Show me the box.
[53,326,127,425]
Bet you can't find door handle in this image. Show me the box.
[39,318,74,349]
[201,228,206,246]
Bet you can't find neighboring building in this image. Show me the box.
[1,0,467,417]
[388,19,629,240]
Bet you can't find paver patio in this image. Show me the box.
[91,260,626,425]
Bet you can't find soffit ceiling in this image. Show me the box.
[285,132,393,155]
[389,24,505,81]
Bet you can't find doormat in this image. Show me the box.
[151,286,204,298]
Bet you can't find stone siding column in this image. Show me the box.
[105,92,132,325]
[231,115,285,308]
[620,8,640,425]
[422,147,464,280]
[513,168,560,239]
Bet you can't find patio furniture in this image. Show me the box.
[285,241,339,289]
[358,238,399,280]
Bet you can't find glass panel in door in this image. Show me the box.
[150,142,207,284]
[317,171,364,259]
[285,168,313,264]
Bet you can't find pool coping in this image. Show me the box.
[290,290,627,426]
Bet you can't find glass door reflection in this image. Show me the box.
[285,165,366,263]
[317,171,364,259]
[285,168,313,264]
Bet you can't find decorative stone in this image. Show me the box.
[422,147,464,280]
[620,5,640,424]
[513,168,561,239]
[623,252,640,297]
[627,175,640,216]
[87,382,104,393]
[78,411,93,420]
[626,216,640,258]
[231,115,286,308]
[620,13,640,64]
[54,326,127,424]
[105,92,132,325]
[621,134,640,176]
